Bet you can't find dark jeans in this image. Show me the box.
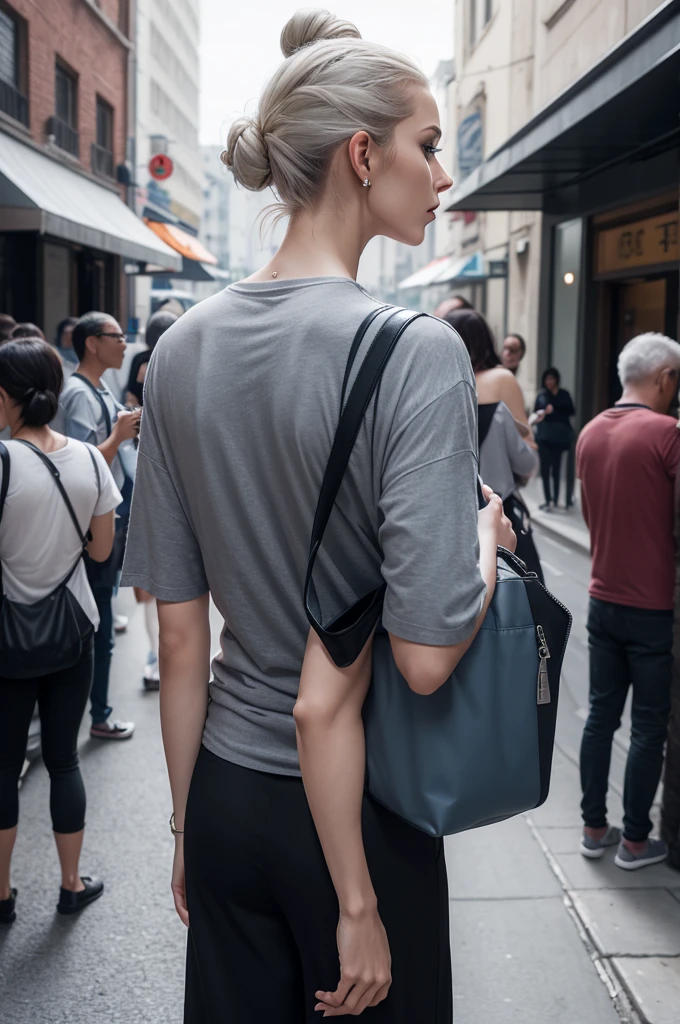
[580,597,673,842]
[91,586,114,724]
[538,441,567,506]
[0,637,94,832]
[184,748,452,1023]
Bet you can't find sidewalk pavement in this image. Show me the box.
[522,476,590,553]
[446,744,680,1024]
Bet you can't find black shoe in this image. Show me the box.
[0,888,17,924]
[57,877,104,915]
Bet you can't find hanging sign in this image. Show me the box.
[149,154,174,181]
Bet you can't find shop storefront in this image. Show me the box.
[0,132,181,339]
[445,1,680,426]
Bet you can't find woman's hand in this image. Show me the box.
[478,485,516,553]
[314,907,392,1017]
[171,834,189,927]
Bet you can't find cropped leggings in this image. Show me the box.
[184,747,453,1023]
[0,638,94,833]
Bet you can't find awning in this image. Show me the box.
[0,132,181,270]
[397,256,454,290]
[446,0,680,212]
[398,251,505,290]
[144,220,218,265]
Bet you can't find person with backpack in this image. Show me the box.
[0,338,122,923]
[57,312,140,740]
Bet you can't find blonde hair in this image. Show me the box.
[222,8,428,215]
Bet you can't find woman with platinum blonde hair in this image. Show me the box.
[123,9,514,1021]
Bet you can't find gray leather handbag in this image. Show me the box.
[304,306,572,837]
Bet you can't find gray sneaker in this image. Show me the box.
[614,837,668,871]
[580,825,622,859]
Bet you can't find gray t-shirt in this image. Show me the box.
[55,375,126,489]
[121,277,485,776]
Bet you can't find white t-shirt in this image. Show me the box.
[0,439,122,628]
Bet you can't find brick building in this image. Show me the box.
[0,0,179,340]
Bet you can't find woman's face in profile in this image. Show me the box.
[369,88,453,247]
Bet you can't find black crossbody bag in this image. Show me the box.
[0,440,98,679]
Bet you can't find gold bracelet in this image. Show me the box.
[169,812,184,836]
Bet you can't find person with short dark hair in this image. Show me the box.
[126,310,178,407]
[10,323,45,341]
[501,333,526,374]
[577,332,680,870]
[0,338,122,923]
[533,367,575,511]
[57,312,140,740]
[0,315,16,342]
[55,317,79,375]
[433,294,473,319]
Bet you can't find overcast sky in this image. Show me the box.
[199,1,454,145]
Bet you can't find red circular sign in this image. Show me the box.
[149,154,174,180]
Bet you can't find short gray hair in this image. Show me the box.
[617,332,680,387]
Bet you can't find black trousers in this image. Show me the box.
[184,747,452,1024]
[580,598,673,842]
[538,441,567,506]
[0,637,94,833]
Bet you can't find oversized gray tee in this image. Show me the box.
[121,277,485,776]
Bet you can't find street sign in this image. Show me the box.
[149,154,174,180]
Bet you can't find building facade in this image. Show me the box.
[0,0,178,340]
[131,0,205,325]
[445,0,674,418]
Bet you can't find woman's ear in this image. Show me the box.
[347,130,372,184]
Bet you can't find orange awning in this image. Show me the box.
[144,219,218,265]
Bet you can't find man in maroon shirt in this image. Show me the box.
[577,332,680,870]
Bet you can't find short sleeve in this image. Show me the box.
[378,321,486,645]
[499,403,538,479]
[120,361,208,601]
[660,421,680,478]
[60,386,100,444]
[86,445,123,515]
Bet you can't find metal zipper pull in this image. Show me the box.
[537,625,551,705]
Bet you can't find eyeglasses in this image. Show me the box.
[97,332,127,342]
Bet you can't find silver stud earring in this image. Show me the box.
[362,178,371,187]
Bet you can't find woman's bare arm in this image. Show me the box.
[157,594,211,926]
[294,630,392,1017]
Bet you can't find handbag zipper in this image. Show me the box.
[536,625,551,705]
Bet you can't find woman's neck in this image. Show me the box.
[11,424,63,453]
[76,358,105,388]
[246,195,369,284]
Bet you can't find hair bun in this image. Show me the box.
[23,387,58,428]
[222,117,272,193]
[280,8,361,58]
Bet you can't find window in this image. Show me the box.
[468,0,476,46]
[55,63,77,128]
[53,61,79,157]
[0,4,27,125]
[92,96,114,177]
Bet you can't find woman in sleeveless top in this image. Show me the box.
[0,338,122,923]
[122,10,514,1022]
[445,308,543,583]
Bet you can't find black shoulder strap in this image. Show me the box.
[72,373,113,436]
[14,440,88,548]
[477,402,499,449]
[304,306,426,666]
[0,442,9,527]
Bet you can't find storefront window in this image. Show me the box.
[551,219,582,399]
